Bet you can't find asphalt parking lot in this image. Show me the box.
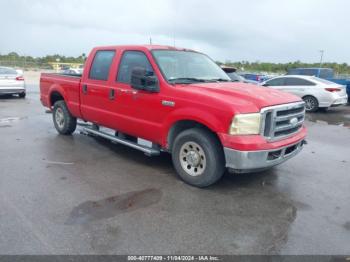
[0,74,349,255]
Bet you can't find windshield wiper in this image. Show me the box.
[207,78,230,82]
[168,77,208,83]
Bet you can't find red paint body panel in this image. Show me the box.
[40,45,307,151]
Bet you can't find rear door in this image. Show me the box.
[80,49,116,124]
[265,77,315,98]
[283,77,316,98]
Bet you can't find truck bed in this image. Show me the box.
[40,73,82,118]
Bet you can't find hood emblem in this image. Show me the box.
[289,117,298,127]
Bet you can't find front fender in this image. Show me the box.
[162,107,230,147]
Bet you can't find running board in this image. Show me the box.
[82,126,160,156]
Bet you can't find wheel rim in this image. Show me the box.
[304,97,316,111]
[55,108,65,129]
[179,141,206,176]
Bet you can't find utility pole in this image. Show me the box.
[149,37,152,45]
[319,50,324,68]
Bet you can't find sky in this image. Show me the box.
[0,0,349,63]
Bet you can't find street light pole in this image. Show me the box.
[319,50,324,68]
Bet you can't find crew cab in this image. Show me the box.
[40,45,307,187]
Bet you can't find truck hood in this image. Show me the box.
[178,82,301,112]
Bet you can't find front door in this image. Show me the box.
[110,50,168,143]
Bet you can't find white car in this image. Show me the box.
[261,75,348,112]
[62,68,83,75]
[0,66,26,98]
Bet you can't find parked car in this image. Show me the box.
[261,75,348,112]
[62,68,83,75]
[239,73,269,83]
[40,45,306,187]
[0,66,26,98]
[287,67,350,102]
[221,66,258,84]
[60,65,70,70]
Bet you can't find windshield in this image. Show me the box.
[152,50,230,83]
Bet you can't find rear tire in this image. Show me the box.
[303,95,319,112]
[19,92,26,98]
[171,128,225,187]
[52,100,77,135]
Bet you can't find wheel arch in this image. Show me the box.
[302,94,318,100]
[302,94,319,111]
[166,119,223,151]
[49,85,67,108]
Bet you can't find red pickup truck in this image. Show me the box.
[40,45,307,187]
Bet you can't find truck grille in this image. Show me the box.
[261,102,305,141]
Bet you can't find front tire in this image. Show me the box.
[171,128,225,187]
[303,95,319,112]
[52,100,77,135]
[19,92,26,98]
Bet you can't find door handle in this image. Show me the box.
[82,84,88,94]
[109,89,115,100]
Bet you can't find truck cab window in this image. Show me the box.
[117,51,155,84]
[89,50,115,81]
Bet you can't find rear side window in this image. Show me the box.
[117,51,154,84]
[285,78,315,86]
[89,50,115,81]
[266,78,285,86]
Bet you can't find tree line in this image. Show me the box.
[1,52,350,75]
[0,52,86,68]
[217,60,350,75]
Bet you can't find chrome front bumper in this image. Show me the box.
[224,140,305,173]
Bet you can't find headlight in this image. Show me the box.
[229,113,261,135]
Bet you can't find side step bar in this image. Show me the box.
[82,126,160,156]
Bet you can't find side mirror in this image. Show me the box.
[130,67,159,93]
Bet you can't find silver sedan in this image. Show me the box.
[0,66,26,98]
[261,75,348,112]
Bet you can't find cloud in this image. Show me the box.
[0,0,349,62]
